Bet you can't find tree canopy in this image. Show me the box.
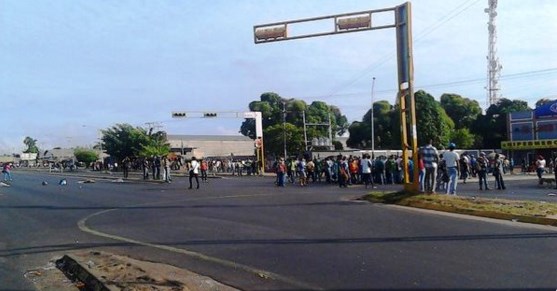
[74,148,98,166]
[101,123,170,162]
[347,91,534,150]
[240,92,349,157]
[23,136,39,153]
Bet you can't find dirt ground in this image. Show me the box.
[26,250,238,291]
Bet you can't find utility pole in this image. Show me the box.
[282,101,287,158]
[145,121,163,135]
[303,111,308,151]
[371,77,376,155]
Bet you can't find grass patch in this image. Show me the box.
[363,191,557,226]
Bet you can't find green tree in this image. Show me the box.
[240,92,348,156]
[23,136,39,153]
[449,128,475,149]
[440,93,482,130]
[347,100,397,149]
[414,90,454,147]
[101,124,151,162]
[472,98,530,148]
[74,148,98,166]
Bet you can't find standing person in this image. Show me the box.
[325,158,334,183]
[200,159,209,183]
[189,157,200,189]
[476,152,490,190]
[338,156,349,188]
[553,155,557,189]
[535,155,546,181]
[374,156,385,185]
[142,158,150,180]
[306,159,316,183]
[277,158,286,187]
[436,154,448,192]
[287,158,296,183]
[122,156,131,179]
[2,163,13,181]
[421,140,439,194]
[418,153,425,192]
[443,143,460,195]
[162,156,171,183]
[385,156,395,184]
[349,157,359,185]
[459,153,469,183]
[315,158,323,183]
[151,157,157,180]
[297,157,307,187]
[361,153,374,189]
[493,154,506,190]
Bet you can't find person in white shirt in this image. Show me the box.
[189,157,200,189]
[442,143,460,195]
[535,155,546,180]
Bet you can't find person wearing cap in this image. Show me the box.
[476,152,490,190]
[443,143,460,195]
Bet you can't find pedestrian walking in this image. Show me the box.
[443,143,460,195]
[2,163,13,181]
[536,155,546,181]
[189,157,200,189]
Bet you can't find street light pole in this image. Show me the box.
[283,101,287,158]
[371,77,376,156]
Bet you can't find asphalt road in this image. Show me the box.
[1,170,557,290]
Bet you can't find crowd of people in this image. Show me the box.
[272,153,413,189]
[270,141,541,196]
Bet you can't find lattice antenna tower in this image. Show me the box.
[485,0,502,106]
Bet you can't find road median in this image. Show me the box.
[362,191,557,227]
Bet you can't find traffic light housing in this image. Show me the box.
[172,112,187,118]
[204,112,217,118]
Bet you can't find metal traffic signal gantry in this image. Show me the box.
[253,2,419,192]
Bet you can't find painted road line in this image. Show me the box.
[77,193,320,290]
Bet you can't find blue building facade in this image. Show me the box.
[503,100,557,170]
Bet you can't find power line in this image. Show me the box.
[322,0,482,99]
[298,67,557,100]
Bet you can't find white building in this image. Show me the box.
[166,135,255,158]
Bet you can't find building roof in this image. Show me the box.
[167,135,252,142]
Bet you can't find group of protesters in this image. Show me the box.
[272,153,413,188]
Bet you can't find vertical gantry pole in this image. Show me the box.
[396,2,418,192]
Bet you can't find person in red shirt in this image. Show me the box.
[418,154,425,192]
[200,159,209,183]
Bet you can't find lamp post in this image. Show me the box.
[282,101,287,158]
[371,77,376,156]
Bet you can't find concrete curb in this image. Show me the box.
[55,255,110,291]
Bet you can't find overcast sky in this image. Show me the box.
[1,0,556,153]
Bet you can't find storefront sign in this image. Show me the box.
[501,139,557,150]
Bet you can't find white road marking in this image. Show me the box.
[77,193,320,290]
